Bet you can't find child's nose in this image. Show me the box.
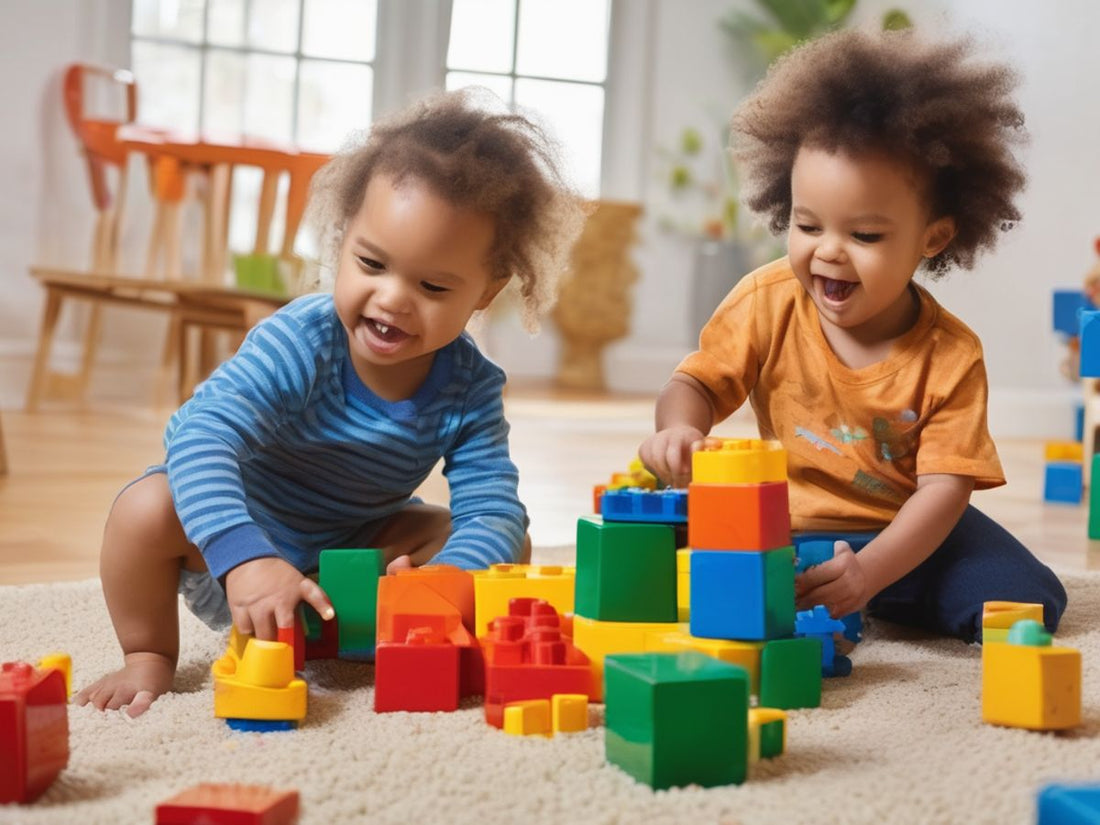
[815,234,847,263]
[374,276,413,314]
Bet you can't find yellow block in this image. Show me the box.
[982,601,1045,630]
[692,438,787,484]
[212,629,307,721]
[677,548,691,622]
[748,707,787,763]
[503,699,551,736]
[38,652,72,699]
[982,642,1080,730]
[650,630,764,695]
[551,694,589,733]
[471,564,576,637]
[571,615,685,701]
[1045,442,1084,462]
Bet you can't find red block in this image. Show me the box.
[688,481,791,551]
[480,600,593,728]
[278,619,305,672]
[0,661,69,804]
[303,610,339,660]
[155,783,299,825]
[374,627,461,713]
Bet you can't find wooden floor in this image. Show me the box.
[1,395,1097,585]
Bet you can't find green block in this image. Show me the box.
[234,252,287,296]
[760,637,822,709]
[575,516,677,622]
[1089,454,1100,539]
[605,652,749,789]
[319,548,384,658]
[759,718,785,758]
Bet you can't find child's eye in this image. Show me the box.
[421,281,450,294]
[796,224,820,234]
[356,256,385,272]
[852,232,883,243]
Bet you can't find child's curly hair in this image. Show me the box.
[305,87,587,328]
[731,28,1027,275]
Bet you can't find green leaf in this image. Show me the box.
[680,128,703,155]
[670,165,693,190]
[755,0,825,39]
[824,0,858,26]
[753,29,799,63]
[882,9,913,30]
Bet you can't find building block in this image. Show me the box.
[302,602,340,660]
[570,614,686,701]
[1038,784,1100,825]
[795,605,852,677]
[1046,441,1085,462]
[676,548,691,621]
[503,699,552,736]
[374,626,461,713]
[0,662,69,804]
[319,548,384,659]
[604,652,750,789]
[748,707,787,762]
[212,628,307,725]
[471,564,575,637]
[1090,454,1100,539]
[551,694,589,733]
[648,630,764,695]
[692,438,786,484]
[983,601,1045,633]
[37,653,72,698]
[605,456,658,491]
[225,720,297,733]
[574,516,677,623]
[600,487,688,524]
[759,637,822,709]
[277,621,305,673]
[689,547,795,641]
[481,600,594,727]
[1053,289,1091,337]
[1076,401,1085,443]
[1045,462,1084,504]
[792,531,876,573]
[688,481,791,551]
[1079,309,1100,377]
[377,565,476,637]
[155,783,299,825]
[982,620,1081,730]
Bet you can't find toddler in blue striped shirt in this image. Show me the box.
[76,89,585,717]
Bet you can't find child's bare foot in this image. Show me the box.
[74,652,175,717]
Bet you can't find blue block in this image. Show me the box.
[1038,784,1100,824]
[841,611,863,644]
[1076,401,1085,443]
[600,487,688,524]
[1045,462,1084,505]
[689,548,795,641]
[1053,290,1091,337]
[795,605,852,677]
[225,719,298,732]
[1080,310,1100,377]
[793,531,876,573]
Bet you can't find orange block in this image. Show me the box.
[688,482,791,551]
[376,565,475,638]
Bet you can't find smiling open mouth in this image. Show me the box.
[821,277,857,301]
[366,318,408,343]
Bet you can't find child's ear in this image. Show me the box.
[476,276,511,311]
[923,216,957,259]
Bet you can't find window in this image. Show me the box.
[130,0,377,152]
[445,0,612,197]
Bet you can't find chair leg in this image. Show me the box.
[156,313,182,407]
[25,290,65,411]
[73,302,104,401]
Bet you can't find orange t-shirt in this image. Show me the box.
[677,257,1005,532]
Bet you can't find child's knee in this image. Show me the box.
[105,474,194,561]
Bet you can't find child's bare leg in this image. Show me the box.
[376,503,532,572]
[74,473,205,717]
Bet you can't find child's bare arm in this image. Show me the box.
[795,473,975,617]
[639,373,718,488]
[224,557,334,640]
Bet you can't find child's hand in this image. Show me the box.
[639,426,712,488]
[386,554,414,575]
[224,556,334,640]
[794,541,868,618]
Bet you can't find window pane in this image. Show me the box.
[132,41,201,131]
[447,0,515,74]
[243,54,296,142]
[516,0,609,82]
[298,61,373,151]
[132,0,205,42]
[247,0,300,53]
[515,78,603,196]
[445,71,513,104]
[302,0,377,61]
[207,0,246,47]
[203,49,246,135]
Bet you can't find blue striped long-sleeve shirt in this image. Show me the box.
[164,293,527,580]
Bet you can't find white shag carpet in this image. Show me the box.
[1,569,1098,825]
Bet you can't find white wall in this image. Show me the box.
[2,0,1098,439]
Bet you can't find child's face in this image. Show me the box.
[333,172,505,397]
[787,146,955,345]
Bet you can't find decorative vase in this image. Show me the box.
[690,238,750,341]
[552,201,643,390]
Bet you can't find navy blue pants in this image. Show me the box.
[798,506,1068,643]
